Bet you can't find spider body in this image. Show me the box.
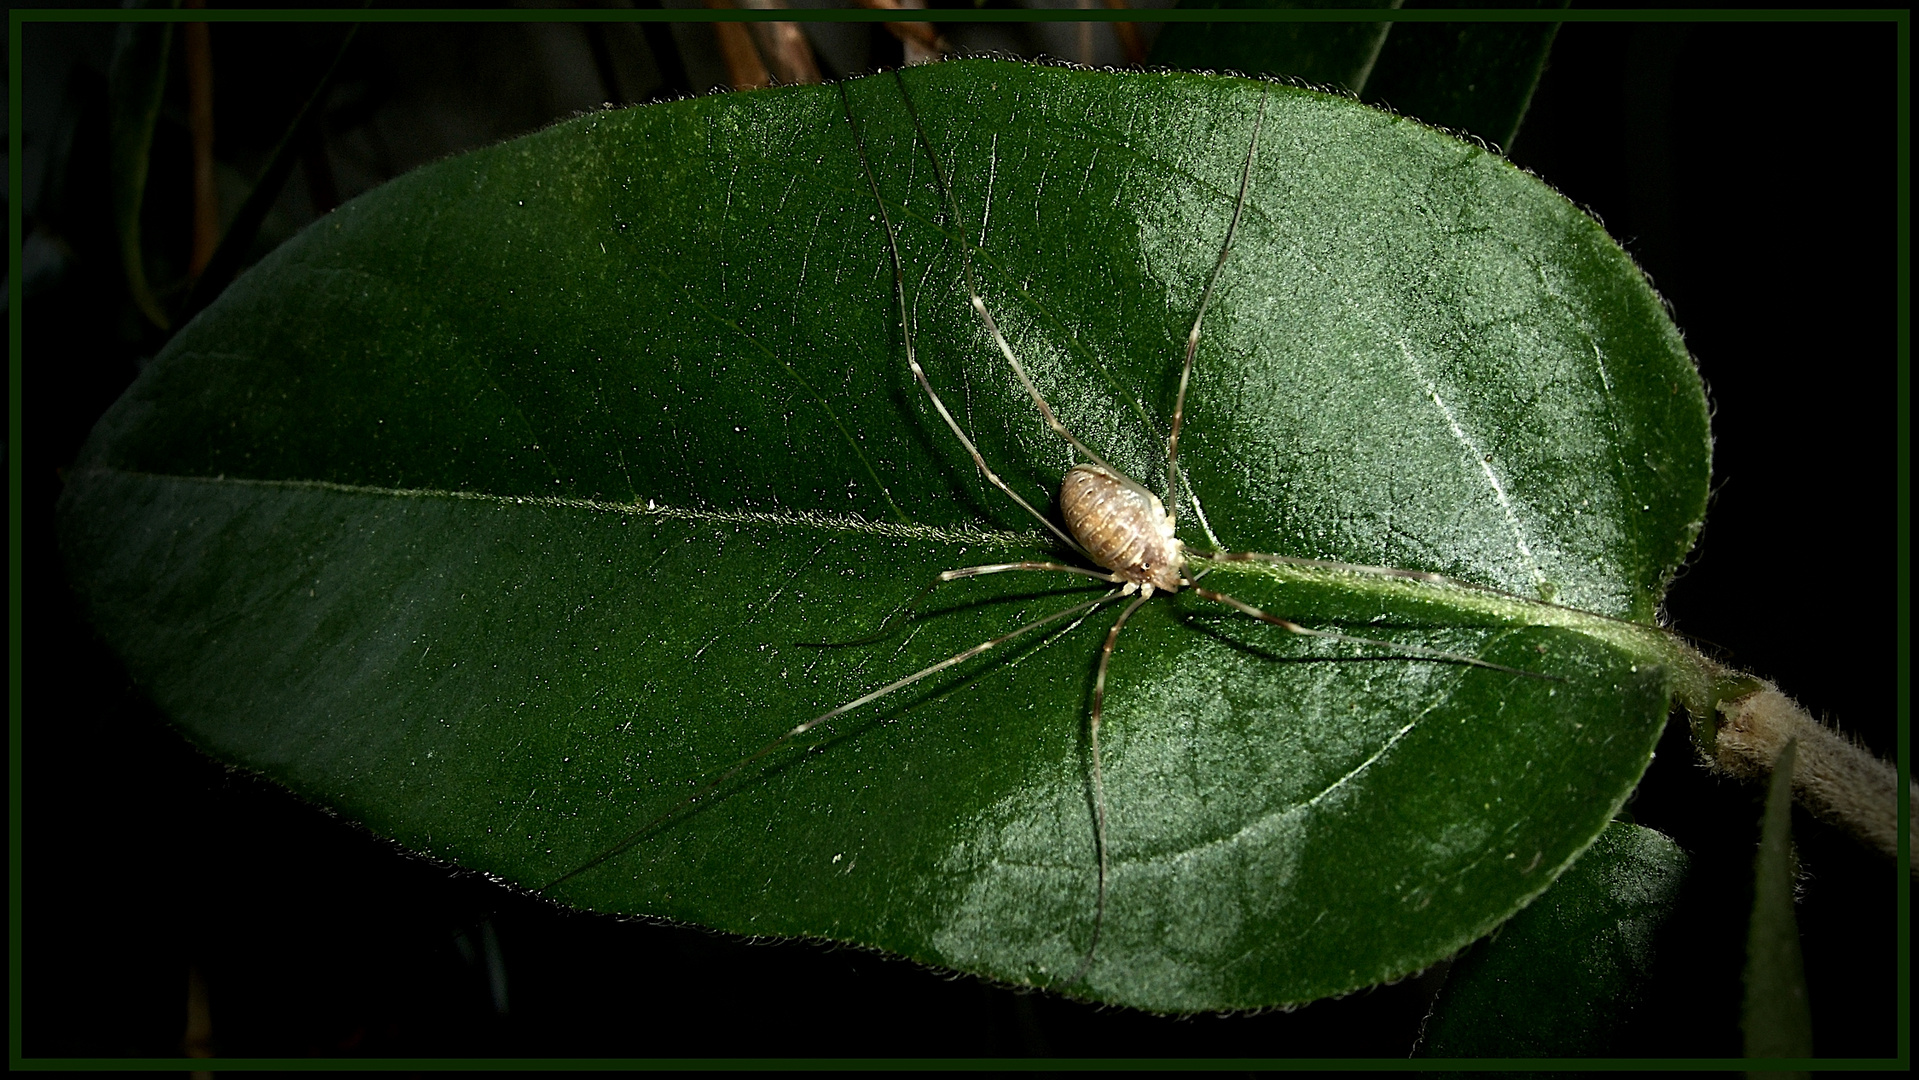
[1058,464,1185,597]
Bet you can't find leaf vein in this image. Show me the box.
[70,467,1042,549]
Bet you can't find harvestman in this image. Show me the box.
[547,73,1552,978]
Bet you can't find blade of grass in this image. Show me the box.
[177,22,361,327]
[1148,0,1402,95]
[1743,737,1814,1071]
[108,13,176,332]
[1360,0,1568,151]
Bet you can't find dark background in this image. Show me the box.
[20,12,1899,1061]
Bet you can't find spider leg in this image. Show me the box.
[1070,590,1154,984]
[1190,585,1559,680]
[1201,550,1649,630]
[801,562,1122,648]
[1167,91,1267,532]
[541,584,1128,896]
[841,82,1094,561]
[886,73,1159,504]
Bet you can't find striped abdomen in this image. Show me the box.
[1059,463,1185,595]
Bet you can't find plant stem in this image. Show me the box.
[1702,677,1910,869]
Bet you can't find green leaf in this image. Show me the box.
[1149,0,1400,94]
[57,60,1708,1013]
[1416,822,1691,1057]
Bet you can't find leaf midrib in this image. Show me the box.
[65,466,1045,552]
[75,466,1672,659]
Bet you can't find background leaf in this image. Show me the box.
[1416,821,1690,1057]
[1363,0,1569,151]
[1150,0,1400,95]
[1147,0,1567,152]
[59,59,1702,1014]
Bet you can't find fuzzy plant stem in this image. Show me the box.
[1708,679,1912,871]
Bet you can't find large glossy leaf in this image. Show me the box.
[56,59,1709,1013]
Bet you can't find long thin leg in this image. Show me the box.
[1167,92,1267,532]
[840,83,1093,561]
[940,561,1120,585]
[805,562,1122,649]
[887,72,1147,498]
[540,586,1127,896]
[1071,590,1153,983]
[1189,586,1558,680]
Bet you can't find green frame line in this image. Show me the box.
[8,7,1911,24]
[6,5,20,1072]
[9,4,1909,1072]
[3,1053,1906,1070]
[1894,8,1913,1073]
